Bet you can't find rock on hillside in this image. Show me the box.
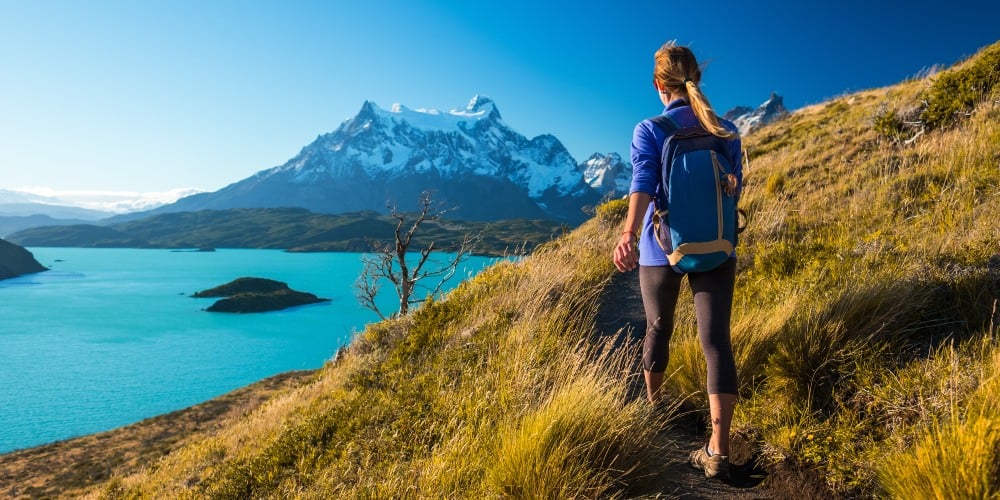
[0,238,47,280]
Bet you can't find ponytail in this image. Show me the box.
[653,41,735,139]
[685,80,734,139]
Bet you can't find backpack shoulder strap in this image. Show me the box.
[647,115,681,211]
[649,114,679,137]
[650,114,711,140]
[648,115,711,208]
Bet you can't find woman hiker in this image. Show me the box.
[612,40,743,480]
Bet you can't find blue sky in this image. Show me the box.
[1,0,998,199]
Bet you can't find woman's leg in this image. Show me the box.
[689,259,738,454]
[707,393,738,455]
[638,265,684,403]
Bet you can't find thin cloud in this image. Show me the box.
[8,187,204,213]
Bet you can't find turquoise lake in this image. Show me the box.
[0,247,499,454]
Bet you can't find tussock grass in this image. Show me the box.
[485,345,672,498]
[92,41,1000,499]
[879,339,1000,498]
[102,194,674,499]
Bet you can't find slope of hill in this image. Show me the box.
[6,208,566,256]
[7,41,998,498]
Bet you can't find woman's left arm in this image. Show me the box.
[729,135,744,202]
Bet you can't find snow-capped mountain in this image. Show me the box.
[724,92,790,136]
[149,96,601,223]
[578,153,630,197]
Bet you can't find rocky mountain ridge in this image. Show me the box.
[724,92,790,136]
[140,96,603,224]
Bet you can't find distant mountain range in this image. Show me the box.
[0,188,198,234]
[6,207,565,256]
[122,96,614,225]
[5,94,785,238]
[579,152,630,198]
[0,195,111,237]
[105,94,785,224]
[0,214,98,238]
[0,189,112,220]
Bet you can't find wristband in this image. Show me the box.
[621,230,638,238]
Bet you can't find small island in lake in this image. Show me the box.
[193,277,330,313]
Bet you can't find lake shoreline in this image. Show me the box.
[0,369,317,498]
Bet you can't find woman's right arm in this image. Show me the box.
[613,121,660,272]
[613,192,652,272]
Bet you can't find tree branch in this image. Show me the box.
[354,257,387,320]
[356,190,476,318]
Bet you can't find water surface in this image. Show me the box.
[0,247,495,453]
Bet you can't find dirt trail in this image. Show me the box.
[594,269,770,499]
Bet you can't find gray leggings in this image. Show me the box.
[639,259,738,394]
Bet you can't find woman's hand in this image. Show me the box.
[613,232,639,272]
[723,174,738,196]
[615,192,651,273]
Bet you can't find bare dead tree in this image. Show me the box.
[355,191,479,320]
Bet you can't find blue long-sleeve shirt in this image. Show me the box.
[629,98,743,267]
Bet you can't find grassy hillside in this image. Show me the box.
[80,41,1000,498]
[0,372,314,499]
[6,208,567,256]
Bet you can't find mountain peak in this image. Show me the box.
[197,95,599,223]
[762,92,785,113]
[724,92,790,136]
[579,152,630,196]
[350,96,503,133]
[464,94,501,120]
[358,100,378,116]
[466,94,492,111]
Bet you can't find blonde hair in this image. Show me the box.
[653,41,734,138]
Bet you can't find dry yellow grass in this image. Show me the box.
[65,40,1000,499]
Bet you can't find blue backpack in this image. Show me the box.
[650,115,740,273]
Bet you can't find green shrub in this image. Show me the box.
[920,41,1000,130]
[595,197,628,226]
[873,106,910,142]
